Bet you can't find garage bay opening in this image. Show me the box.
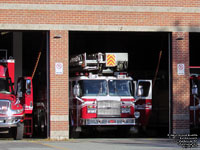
[69,31,170,138]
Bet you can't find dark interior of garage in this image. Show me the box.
[189,33,200,135]
[190,33,200,67]
[69,31,170,138]
[23,31,48,138]
[0,31,12,58]
[0,31,48,138]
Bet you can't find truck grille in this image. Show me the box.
[0,100,10,115]
[97,100,120,117]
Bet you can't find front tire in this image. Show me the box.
[39,116,47,138]
[70,127,80,138]
[14,122,24,140]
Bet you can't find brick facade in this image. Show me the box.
[0,0,199,139]
[50,30,69,139]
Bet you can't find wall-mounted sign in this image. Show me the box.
[177,64,185,75]
[55,62,63,74]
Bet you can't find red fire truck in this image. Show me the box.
[0,58,33,140]
[190,73,200,129]
[69,52,152,137]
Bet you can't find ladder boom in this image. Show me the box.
[69,52,128,73]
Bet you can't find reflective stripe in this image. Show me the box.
[106,54,116,67]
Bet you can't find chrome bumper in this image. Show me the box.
[81,118,137,126]
[0,116,22,128]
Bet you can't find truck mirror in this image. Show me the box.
[137,85,144,97]
[73,84,80,97]
[26,79,31,95]
[192,85,198,95]
[7,77,14,94]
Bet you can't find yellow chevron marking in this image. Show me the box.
[106,54,116,66]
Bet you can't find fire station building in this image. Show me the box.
[0,1,200,139]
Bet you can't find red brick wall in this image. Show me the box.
[0,10,199,27]
[172,32,190,134]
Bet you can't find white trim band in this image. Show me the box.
[1,24,200,32]
[51,115,68,122]
[173,114,190,120]
[50,131,69,140]
[0,3,200,13]
[173,129,190,134]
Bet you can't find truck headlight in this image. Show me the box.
[134,111,140,119]
[7,108,23,116]
[87,105,96,113]
[12,109,23,114]
[121,106,131,113]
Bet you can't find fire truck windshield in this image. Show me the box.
[81,80,107,96]
[0,78,10,94]
[108,80,133,96]
[80,80,133,97]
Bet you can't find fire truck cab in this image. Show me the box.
[0,51,33,140]
[69,52,152,137]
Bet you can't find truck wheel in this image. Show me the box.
[14,122,24,140]
[40,118,47,137]
[117,126,130,137]
[70,127,80,138]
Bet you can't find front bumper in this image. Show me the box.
[0,116,23,128]
[81,118,137,126]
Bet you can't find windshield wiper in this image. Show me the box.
[97,82,103,96]
[114,87,119,96]
[97,86,103,96]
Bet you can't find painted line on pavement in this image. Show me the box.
[30,140,71,150]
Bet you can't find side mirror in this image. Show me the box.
[73,84,80,97]
[137,85,144,97]
[7,77,14,94]
[26,79,31,95]
[16,78,23,97]
[192,85,198,95]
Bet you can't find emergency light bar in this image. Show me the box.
[117,75,126,79]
